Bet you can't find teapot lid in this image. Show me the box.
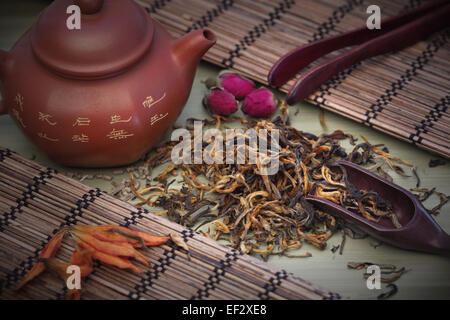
[31,0,154,78]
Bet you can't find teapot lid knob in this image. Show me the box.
[31,0,154,78]
[75,0,104,15]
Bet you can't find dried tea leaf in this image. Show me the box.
[412,166,420,188]
[377,166,393,182]
[377,284,398,300]
[347,262,397,271]
[134,102,414,259]
[319,109,327,132]
[212,220,230,234]
[170,232,190,252]
[386,159,410,177]
[429,159,446,168]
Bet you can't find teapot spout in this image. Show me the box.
[0,50,13,115]
[172,29,216,67]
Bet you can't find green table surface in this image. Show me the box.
[1,0,449,300]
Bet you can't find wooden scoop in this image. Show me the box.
[306,160,450,256]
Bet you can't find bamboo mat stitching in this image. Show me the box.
[129,246,177,299]
[222,0,296,68]
[0,165,93,292]
[362,29,450,127]
[127,229,199,300]
[0,149,339,300]
[306,0,367,109]
[0,157,113,295]
[186,0,235,33]
[142,0,171,14]
[63,188,102,227]
[140,0,450,157]
[258,269,289,300]
[123,207,147,227]
[0,169,54,232]
[311,0,422,117]
[312,62,362,109]
[190,249,243,300]
[409,95,450,145]
[310,0,365,42]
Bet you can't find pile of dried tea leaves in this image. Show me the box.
[116,104,443,260]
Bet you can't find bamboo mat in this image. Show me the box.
[136,0,450,158]
[0,148,340,300]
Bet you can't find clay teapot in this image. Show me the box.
[0,0,216,167]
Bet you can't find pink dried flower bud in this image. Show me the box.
[218,71,255,100]
[203,87,238,116]
[241,88,278,118]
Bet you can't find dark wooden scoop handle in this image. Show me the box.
[285,3,450,105]
[268,0,448,87]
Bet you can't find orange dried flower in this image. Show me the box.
[16,224,169,299]
[16,228,67,290]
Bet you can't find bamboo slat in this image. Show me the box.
[137,0,450,158]
[0,148,339,300]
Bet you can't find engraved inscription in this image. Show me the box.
[72,134,89,143]
[38,132,59,142]
[150,112,168,126]
[38,112,57,126]
[107,129,134,140]
[73,117,91,127]
[110,115,132,124]
[12,108,26,128]
[14,93,24,111]
[142,92,166,109]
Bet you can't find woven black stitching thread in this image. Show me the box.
[128,246,176,300]
[4,185,95,290]
[0,148,13,162]
[181,228,196,242]
[123,207,147,227]
[190,249,242,299]
[310,0,364,42]
[222,0,295,68]
[4,186,96,290]
[128,229,197,299]
[60,188,102,228]
[0,168,56,233]
[363,30,449,126]
[257,269,289,300]
[1,172,100,295]
[311,62,361,108]
[143,0,171,14]
[307,0,364,104]
[186,0,234,33]
[323,292,343,300]
[4,227,60,289]
[310,1,422,110]
[408,95,450,145]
